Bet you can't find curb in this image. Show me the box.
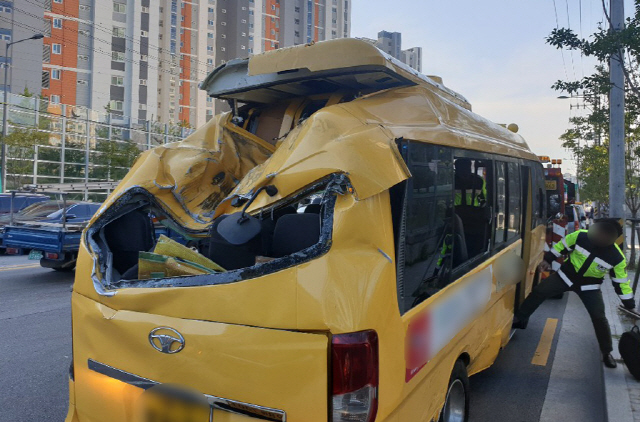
[603,279,635,422]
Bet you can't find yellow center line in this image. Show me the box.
[0,263,42,272]
[532,318,559,366]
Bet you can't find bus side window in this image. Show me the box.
[495,162,507,244]
[453,157,492,261]
[507,162,521,240]
[394,142,454,313]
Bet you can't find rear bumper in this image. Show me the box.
[83,359,287,422]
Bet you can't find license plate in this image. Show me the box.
[28,250,43,260]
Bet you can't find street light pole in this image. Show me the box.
[0,33,43,193]
[609,0,625,223]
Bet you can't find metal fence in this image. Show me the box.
[1,93,194,199]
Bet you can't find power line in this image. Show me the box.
[564,0,578,80]
[552,0,570,81]
[10,5,210,77]
[19,0,216,72]
[0,16,208,82]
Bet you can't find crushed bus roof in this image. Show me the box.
[201,38,472,110]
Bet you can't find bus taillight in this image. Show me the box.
[331,330,379,422]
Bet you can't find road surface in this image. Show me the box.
[0,255,605,422]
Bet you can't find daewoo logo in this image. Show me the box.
[148,327,185,354]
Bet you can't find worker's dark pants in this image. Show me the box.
[515,272,613,353]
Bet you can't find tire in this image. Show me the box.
[52,266,75,272]
[439,360,470,422]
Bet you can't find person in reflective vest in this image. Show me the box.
[454,158,486,207]
[514,219,634,368]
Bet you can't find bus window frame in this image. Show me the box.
[450,148,494,280]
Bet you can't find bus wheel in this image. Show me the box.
[439,360,470,422]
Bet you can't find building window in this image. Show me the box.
[3,6,11,12]
[77,79,87,85]
[208,7,213,12]
[2,35,10,41]
[220,47,225,51]
[241,19,246,23]
[79,4,90,11]
[50,95,61,104]
[140,79,147,85]
[221,21,226,26]
[221,9,226,13]
[221,34,226,38]
[53,18,62,29]
[207,32,213,38]
[207,58,213,65]
[208,20,214,25]
[42,71,50,89]
[112,26,126,37]
[141,30,148,37]
[111,51,125,62]
[109,100,123,111]
[241,45,246,50]
[52,43,61,54]
[78,54,89,61]
[53,0,62,3]
[51,69,61,79]
[111,75,124,86]
[141,6,149,13]
[207,45,213,52]
[113,1,125,13]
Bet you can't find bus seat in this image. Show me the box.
[455,205,491,257]
[452,213,469,267]
[271,214,321,258]
[207,215,260,270]
[104,210,154,275]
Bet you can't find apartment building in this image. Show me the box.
[212,0,351,114]
[1,0,351,128]
[0,1,44,96]
[369,30,423,72]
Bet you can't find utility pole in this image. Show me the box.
[609,0,625,224]
[0,33,43,192]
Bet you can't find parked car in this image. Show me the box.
[0,193,48,215]
[3,202,102,269]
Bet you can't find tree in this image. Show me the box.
[547,1,640,265]
[4,126,49,190]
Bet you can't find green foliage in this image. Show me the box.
[4,126,49,190]
[547,0,640,219]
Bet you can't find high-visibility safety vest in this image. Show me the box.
[454,178,487,207]
[545,230,633,300]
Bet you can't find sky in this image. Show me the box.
[350,0,635,175]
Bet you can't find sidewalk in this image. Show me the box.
[602,270,640,422]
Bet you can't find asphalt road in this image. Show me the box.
[0,255,605,422]
[1,255,73,422]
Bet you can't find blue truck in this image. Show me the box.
[3,202,102,271]
[3,202,187,271]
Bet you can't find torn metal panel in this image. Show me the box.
[91,113,274,233]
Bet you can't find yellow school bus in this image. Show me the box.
[65,39,546,422]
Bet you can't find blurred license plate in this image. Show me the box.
[28,250,43,260]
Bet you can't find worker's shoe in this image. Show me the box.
[603,353,618,369]
[512,316,528,329]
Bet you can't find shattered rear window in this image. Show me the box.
[87,175,349,291]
